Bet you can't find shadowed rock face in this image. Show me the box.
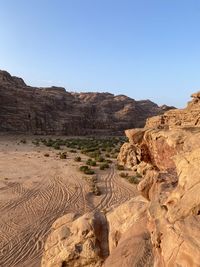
[0,70,172,135]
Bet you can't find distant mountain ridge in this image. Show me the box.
[0,70,174,135]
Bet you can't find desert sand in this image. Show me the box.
[0,136,137,267]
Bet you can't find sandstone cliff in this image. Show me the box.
[145,91,200,129]
[0,70,172,135]
[41,91,200,267]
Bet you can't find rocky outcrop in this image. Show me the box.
[41,92,200,267]
[116,92,200,266]
[0,70,173,135]
[41,212,108,267]
[145,91,200,129]
[41,196,152,267]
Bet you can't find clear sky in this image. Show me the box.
[1,0,200,107]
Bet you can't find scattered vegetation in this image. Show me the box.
[83,175,101,196]
[119,172,129,178]
[32,136,126,154]
[59,152,67,159]
[74,156,81,162]
[79,165,95,175]
[32,139,40,146]
[99,162,109,170]
[120,172,142,184]
[44,153,50,157]
[86,158,97,166]
[69,149,77,153]
[89,183,101,196]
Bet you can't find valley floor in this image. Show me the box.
[0,136,137,267]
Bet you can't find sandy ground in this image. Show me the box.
[0,136,137,267]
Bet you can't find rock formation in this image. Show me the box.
[117,91,200,266]
[0,70,173,135]
[41,91,200,267]
[145,91,200,129]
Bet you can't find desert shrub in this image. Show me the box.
[84,168,95,175]
[32,139,40,146]
[53,142,60,150]
[59,152,67,159]
[70,149,77,153]
[105,153,110,158]
[127,176,140,184]
[74,156,81,162]
[44,153,50,157]
[117,164,124,170]
[89,184,101,195]
[119,172,129,178]
[86,159,96,166]
[79,165,89,172]
[95,156,105,162]
[20,139,26,144]
[79,165,95,175]
[106,159,112,163]
[99,162,109,170]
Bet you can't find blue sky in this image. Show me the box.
[1,0,200,107]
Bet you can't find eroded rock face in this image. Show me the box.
[41,212,109,267]
[103,196,154,267]
[41,197,153,267]
[146,91,200,129]
[118,127,200,172]
[116,92,200,267]
[42,92,200,267]
[0,70,172,135]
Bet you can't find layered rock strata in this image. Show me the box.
[0,70,173,135]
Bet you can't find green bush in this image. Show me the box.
[32,139,40,146]
[74,156,81,162]
[60,152,67,159]
[53,142,60,150]
[127,176,140,184]
[119,172,129,178]
[70,149,77,153]
[95,156,105,162]
[79,165,89,172]
[100,162,109,170]
[79,165,95,175]
[86,159,96,166]
[84,169,95,175]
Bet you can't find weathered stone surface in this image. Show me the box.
[41,197,153,267]
[117,92,200,267]
[41,91,200,267]
[41,212,109,267]
[147,149,200,267]
[106,196,148,252]
[103,218,153,267]
[146,91,200,129]
[0,70,172,135]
